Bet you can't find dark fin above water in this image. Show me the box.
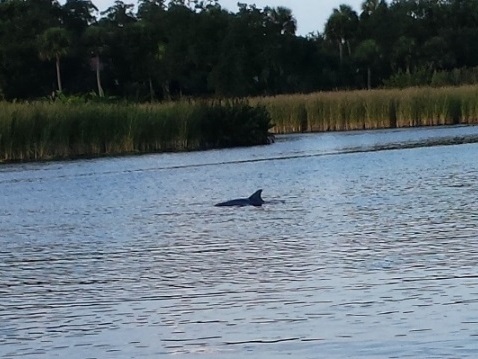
[248,189,264,206]
[214,189,265,207]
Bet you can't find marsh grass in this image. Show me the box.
[251,86,478,134]
[0,101,273,162]
[3,85,478,163]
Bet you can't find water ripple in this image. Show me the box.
[1,126,478,358]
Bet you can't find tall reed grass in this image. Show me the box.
[0,101,273,162]
[251,85,478,134]
[3,85,478,163]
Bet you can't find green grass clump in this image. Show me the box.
[251,85,478,134]
[0,100,273,163]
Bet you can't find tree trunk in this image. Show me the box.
[96,55,104,97]
[367,66,371,90]
[338,41,343,64]
[148,77,155,102]
[56,55,62,92]
[162,81,170,101]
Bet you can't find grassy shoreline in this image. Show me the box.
[2,85,478,163]
[0,101,273,163]
[252,85,478,133]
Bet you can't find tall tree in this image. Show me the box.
[421,35,455,71]
[354,39,380,89]
[101,0,136,27]
[391,36,417,73]
[137,0,165,21]
[0,0,64,98]
[83,25,109,96]
[361,0,380,17]
[264,6,296,35]
[209,4,264,96]
[62,0,98,33]
[121,22,163,101]
[324,5,359,64]
[38,27,71,92]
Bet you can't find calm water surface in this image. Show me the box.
[1,126,478,358]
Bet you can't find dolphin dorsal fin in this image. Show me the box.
[249,189,264,206]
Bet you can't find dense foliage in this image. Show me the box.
[2,0,478,101]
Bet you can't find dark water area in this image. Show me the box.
[1,125,478,358]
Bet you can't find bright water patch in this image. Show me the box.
[1,125,478,358]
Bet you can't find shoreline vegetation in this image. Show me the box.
[255,85,478,134]
[2,85,478,163]
[0,100,274,163]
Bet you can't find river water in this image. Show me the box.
[1,125,478,358]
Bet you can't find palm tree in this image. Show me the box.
[391,36,416,73]
[83,26,109,97]
[265,6,297,35]
[38,27,71,93]
[355,39,380,89]
[361,0,380,17]
[324,5,359,64]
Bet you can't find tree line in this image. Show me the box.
[2,0,478,101]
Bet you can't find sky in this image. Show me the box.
[91,0,364,36]
[218,0,364,35]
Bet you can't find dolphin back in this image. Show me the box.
[215,198,250,207]
[215,189,264,207]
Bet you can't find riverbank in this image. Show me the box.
[2,85,478,163]
[0,101,273,163]
[252,85,478,133]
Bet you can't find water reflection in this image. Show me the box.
[1,125,478,358]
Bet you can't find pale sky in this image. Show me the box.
[218,0,364,35]
[90,0,365,36]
